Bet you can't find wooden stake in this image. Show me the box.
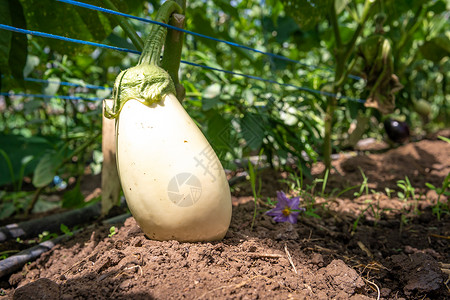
[101,99,121,215]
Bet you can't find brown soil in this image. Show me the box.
[1,136,449,300]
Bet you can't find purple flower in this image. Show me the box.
[266,191,303,224]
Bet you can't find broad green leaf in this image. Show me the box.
[206,111,238,156]
[420,35,450,62]
[0,134,56,186]
[203,83,221,99]
[42,77,61,96]
[32,150,64,188]
[23,55,40,78]
[62,182,85,208]
[280,0,332,30]
[0,202,16,220]
[243,89,255,106]
[96,88,112,99]
[215,0,239,20]
[335,0,349,14]
[17,0,141,55]
[241,113,266,150]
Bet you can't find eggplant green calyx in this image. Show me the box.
[104,1,182,119]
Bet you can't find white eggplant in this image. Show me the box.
[104,1,232,241]
[116,94,231,241]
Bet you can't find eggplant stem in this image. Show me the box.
[138,1,182,66]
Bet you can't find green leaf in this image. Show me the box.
[425,182,436,190]
[0,202,16,220]
[202,84,222,110]
[60,223,73,236]
[0,1,12,75]
[23,55,40,78]
[419,35,450,62]
[62,182,85,209]
[17,0,125,55]
[42,77,61,96]
[9,0,27,82]
[438,136,450,143]
[0,134,56,186]
[205,111,239,160]
[96,88,112,99]
[203,83,221,98]
[32,150,64,188]
[0,0,27,82]
[280,0,332,30]
[335,0,349,14]
[241,113,266,150]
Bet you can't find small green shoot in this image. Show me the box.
[248,158,262,230]
[437,136,450,143]
[60,224,74,236]
[108,226,117,238]
[397,176,416,201]
[353,168,369,197]
[38,231,58,243]
[426,173,450,221]
[385,187,394,198]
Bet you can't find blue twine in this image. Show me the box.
[0,24,140,55]
[0,24,365,103]
[181,60,365,103]
[0,92,101,101]
[56,0,362,81]
[24,77,112,90]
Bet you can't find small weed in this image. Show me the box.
[426,173,450,221]
[108,226,117,238]
[351,195,386,235]
[353,168,369,198]
[385,187,394,198]
[38,231,58,243]
[248,152,263,230]
[397,176,416,201]
[60,224,74,236]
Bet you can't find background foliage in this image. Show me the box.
[0,0,448,216]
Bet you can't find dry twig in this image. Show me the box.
[284,244,297,274]
[244,252,284,259]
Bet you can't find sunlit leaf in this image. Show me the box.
[62,181,85,208]
[42,77,60,96]
[420,35,450,62]
[280,0,332,29]
[32,151,64,188]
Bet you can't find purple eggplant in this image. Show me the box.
[384,118,410,143]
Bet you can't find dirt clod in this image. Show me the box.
[390,253,444,294]
[13,278,59,300]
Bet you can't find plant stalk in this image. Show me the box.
[323,0,377,169]
[102,0,144,51]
